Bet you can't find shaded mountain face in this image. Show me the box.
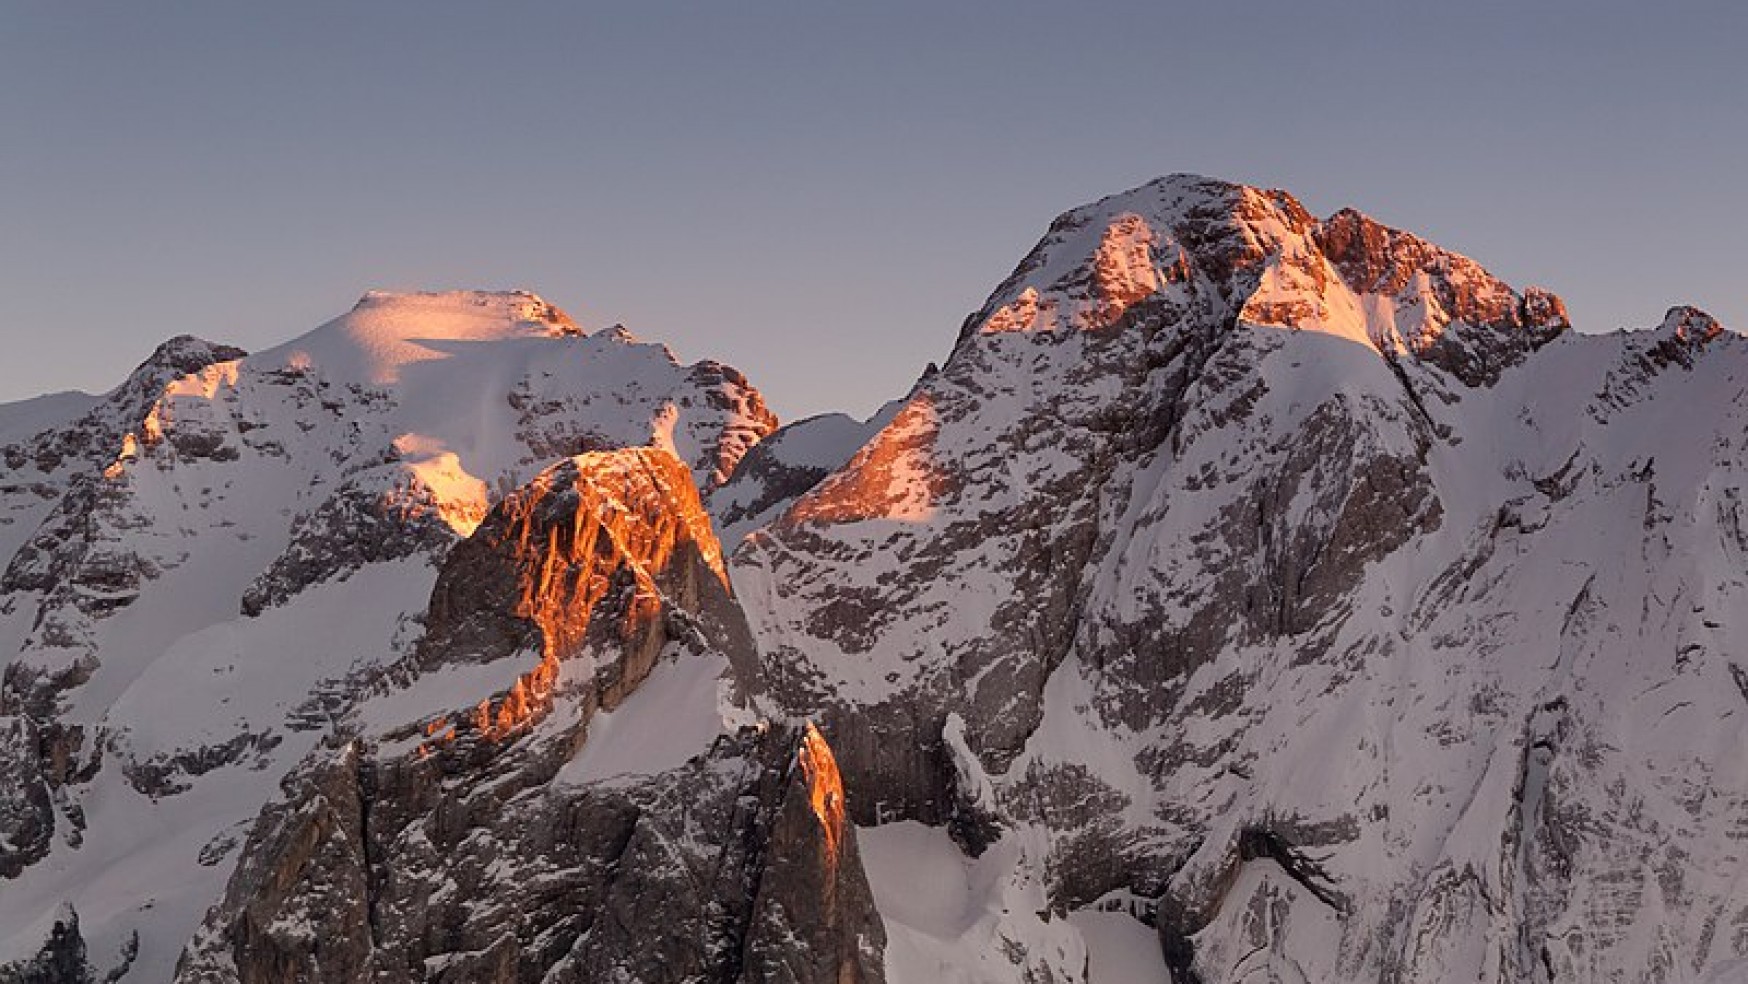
[2,178,1745,984]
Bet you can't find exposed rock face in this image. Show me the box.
[177,723,884,984]
[1315,207,1569,385]
[0,717,57,879]
[175,448,883,984]
[0,905,93,984]
[421,447,733,674]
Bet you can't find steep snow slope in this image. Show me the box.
[0,292,777,980]
[734,175,1747,983]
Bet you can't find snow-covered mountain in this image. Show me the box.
[3,177,1745,984]
[0,291,780,981]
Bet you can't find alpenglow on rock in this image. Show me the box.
[3,178,1746,984]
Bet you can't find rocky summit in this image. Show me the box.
[1,176,1743,983]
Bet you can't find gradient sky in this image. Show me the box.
[2,2,1743,421]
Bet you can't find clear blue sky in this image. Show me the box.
[2,2,1743,420]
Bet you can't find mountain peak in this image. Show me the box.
[114,334,248,400]
[966,174,1314,341]
[350,289,579,334]
[136,335,250,378]
[1657,304,1724,344]
[259,288,583,385]
[1102,172,1314,225]
[964,174,1568,386]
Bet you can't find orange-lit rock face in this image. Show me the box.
[135,360,245,452]
[1663,305,1723,346]
[980,286,1051,335]
[506,449,722,653]
[1319,209,1543,339]
[798,722,847,862]
[980,214,1185,336]
[421,447,728,743]
[783,393,946,526]
[1091,213,1166,324]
